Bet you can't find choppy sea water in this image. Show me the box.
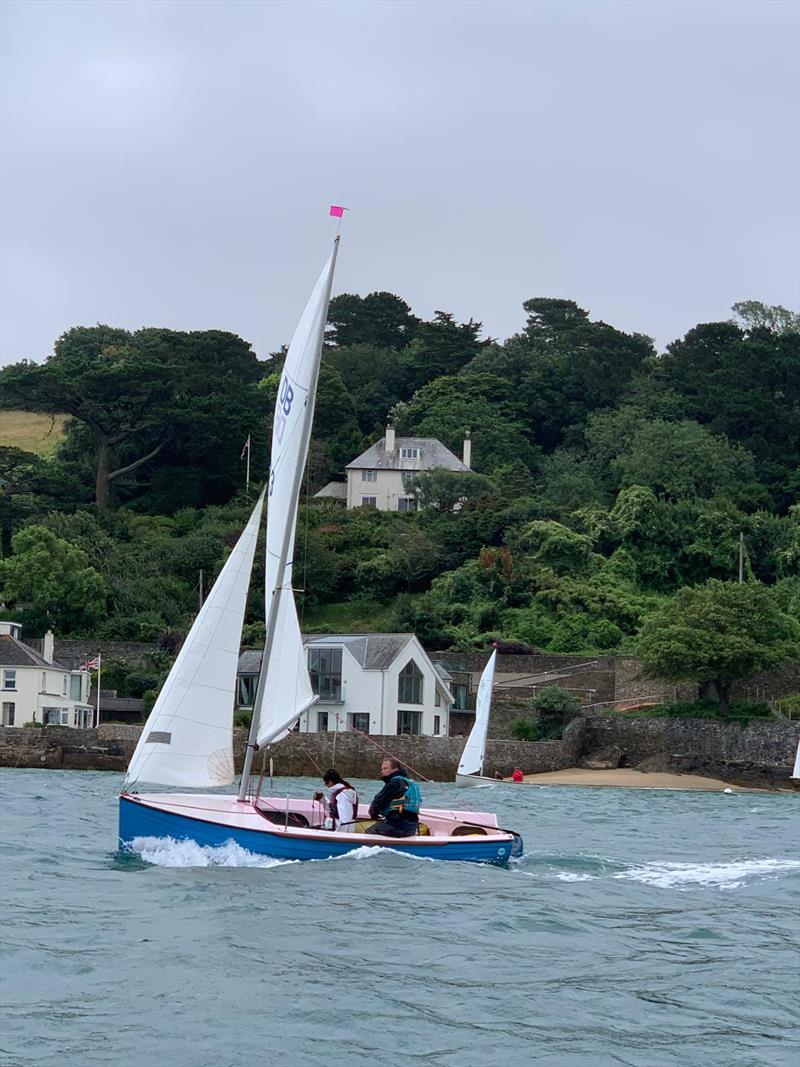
[1,770,798,1067]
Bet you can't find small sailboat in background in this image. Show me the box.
[791,740,800,790]
[118,235,522,865]
[455,650,501,787]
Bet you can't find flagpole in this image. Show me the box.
[246,434,251,500]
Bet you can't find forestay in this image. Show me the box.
[253,246,338,746]
[124,492,265,788]
[457,650,497,778]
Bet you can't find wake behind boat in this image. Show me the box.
[118,233,522,866]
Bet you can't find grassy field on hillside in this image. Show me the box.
[1,411,68,454]
[301,598,397,634]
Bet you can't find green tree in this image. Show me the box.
[0,526,108,633]
[657,321,800,508]
[326,292,418,349]
[730,301,800,334]
[397,373,537,474]
[637,580,800,715]
[611,420,761,504]
[1,326,263,511]
[399,312,484,393]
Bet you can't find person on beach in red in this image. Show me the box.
[511,768,524,783]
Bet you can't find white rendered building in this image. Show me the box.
[238,633,454,737]
[314,425,472,512]
[0,622,93,728]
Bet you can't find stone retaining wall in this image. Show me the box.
[0,723,583,780]
[581,716,800,787]
[2,717,797,788]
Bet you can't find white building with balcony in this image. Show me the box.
[314,425,472,511]
[237,633,453,737]
[0,622,93,728]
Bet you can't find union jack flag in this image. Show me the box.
[79,656,100,672]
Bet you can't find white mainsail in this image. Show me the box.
[792,740,800,780]
[251,243,339,748]
[457,650,497,778]
[124,492,265,788]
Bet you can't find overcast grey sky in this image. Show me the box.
[1,0,798,365]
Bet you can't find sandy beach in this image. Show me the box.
[516,768,757,791]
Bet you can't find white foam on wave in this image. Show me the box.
[130,836,295,869]
[555,872,595,882]
[616,857,799,890]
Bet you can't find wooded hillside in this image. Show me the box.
[1,296,798,664]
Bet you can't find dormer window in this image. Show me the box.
[400,447,420,460]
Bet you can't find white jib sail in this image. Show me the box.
[457,650,497,778]
[253,247,337,746]
[793,740,800,780]
[124,492,265,788]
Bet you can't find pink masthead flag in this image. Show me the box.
[329,205,345,217]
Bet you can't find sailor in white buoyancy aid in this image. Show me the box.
[314,769,359,832]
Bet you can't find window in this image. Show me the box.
[397,497,417,512]
[43,707,60,725]
[398,660,423,704]
[453,683,470,710]
[73,710,78,726]
[41,672,47,690]
[361,469,378,482]
[397,710,422,735]
[350,713,370,733]
[237,674,258,707]
[433,714,440,736]
[400,447,420,459]
[361,496,377,508]
[435,689,441,707]
[308,648,342,702]
[1,702,14,727]
[69,675,81,701]
[63,676,68,695]
[2,670,16,691]
[317,711,329,732]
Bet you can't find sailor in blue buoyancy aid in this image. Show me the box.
[314,769,359,832]
[368,757,421,837]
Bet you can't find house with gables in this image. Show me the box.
[238,632,454,737]
[0,622,93,728]
[315,425,472,511]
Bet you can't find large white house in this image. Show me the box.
[238,633,454,737]
[0,622,93,728]
[315,425,472,512]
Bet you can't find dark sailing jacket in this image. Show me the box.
[369,770,420,824]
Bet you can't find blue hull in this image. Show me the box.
[118,796,519,865]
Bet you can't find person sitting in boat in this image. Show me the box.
[314,769,359,832]
[511,767,524,783]
[368,758,421,837]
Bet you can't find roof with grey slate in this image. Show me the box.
[239,633,415,673]
[0,634,68,670]
[346,436,469,472]
[313,481,347,500]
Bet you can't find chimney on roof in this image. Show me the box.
[462,432,472,469]
[385,423,396,454]
[43,630,54,665]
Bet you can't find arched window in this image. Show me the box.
[398,660,423,704]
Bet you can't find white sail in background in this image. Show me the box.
[793,741,800,780]
[457,650,497,778]
[125,493,265,788]
[253,247,337,746]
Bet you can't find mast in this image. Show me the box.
[238,237,340,800]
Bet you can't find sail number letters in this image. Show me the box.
[271,377,295,496]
